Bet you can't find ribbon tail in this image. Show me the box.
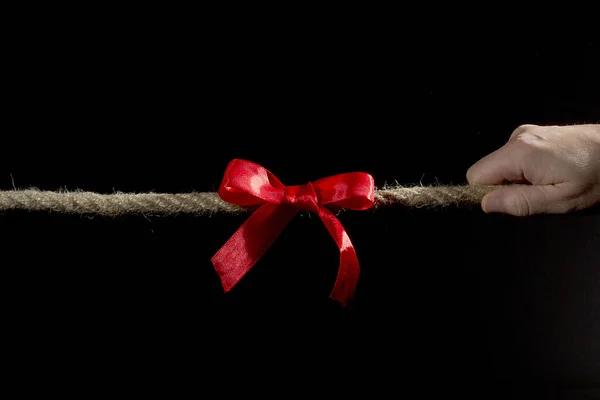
[211,203,297,293]
[318,206,361,306]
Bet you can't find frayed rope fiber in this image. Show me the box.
[0,185,499,216]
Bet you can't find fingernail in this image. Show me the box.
[484,196,501,213]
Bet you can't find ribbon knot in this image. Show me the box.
[211,159,375,306]
[283,183,320,213]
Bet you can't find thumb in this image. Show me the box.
[482,184,571,216]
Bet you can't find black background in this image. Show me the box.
[2,9,599,398]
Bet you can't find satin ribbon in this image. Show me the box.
[211,159,375,305]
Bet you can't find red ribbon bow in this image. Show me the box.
[211,159,375,306]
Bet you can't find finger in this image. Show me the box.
[481,184,575,216]
[467,140,528,185]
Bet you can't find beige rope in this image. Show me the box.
[374,185,499,208]
[0,185,500,216]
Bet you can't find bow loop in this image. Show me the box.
[218,159,286,206]
[313,172,375,210]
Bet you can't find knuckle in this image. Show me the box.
[514,134,534,145]
[512,133,542,153]
[518,123,537,131]
[510,124,540,141]
[512,123,533,134]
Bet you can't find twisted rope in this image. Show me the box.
[374,185,498,208]
[0,185,499,216]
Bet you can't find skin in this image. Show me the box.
[467,124,600,216]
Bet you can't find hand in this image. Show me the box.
[467,124,600,216]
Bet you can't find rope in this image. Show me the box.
[0,185,499,216]
[374,185,498,208]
